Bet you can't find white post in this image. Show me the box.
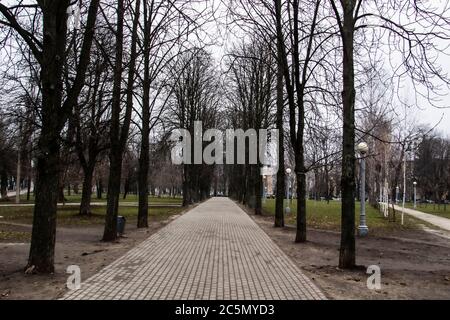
[285,168,291,214]
[401,149,406,225]
[290,174,294,205]
[15,150,21,204]
[379,183,382,214]
[385,183,389,217]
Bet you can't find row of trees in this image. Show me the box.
[0,0,214,273]
[0,0,449,274]
[225,0,450,269]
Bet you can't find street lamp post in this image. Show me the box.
[262,176,267,204]
[357,142,369,237]
[285,168,291,214]
[413,181,417,209]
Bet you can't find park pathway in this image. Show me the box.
[62,197,325,300]
[393,204,450,232]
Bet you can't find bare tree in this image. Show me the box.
[102,0,141,241]
[225,39,276,215]
[166,49,221,206]
[329,0,450,268]
[0,0,100,272]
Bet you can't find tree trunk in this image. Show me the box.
[0,169,7,199]
[26,2,69,273]
[58,182,66,203]
[245,165,255,208]
[103,0,140,241]
[137,127,149,227]
[96,178,103,199]
[103,153,121,241]
[26,176,31,201]
[137,0,151,228]
[182,164,190,206]
[295,97,307,242]
[254,167,262,215]
[102,0,125,241]
[28,139,60,273]
[123,176,129,199]
[295,171,307,243]
[274,0,285,227]
[16,149,21,203]
[79,165,94,216]
[339,1,357,269]
[23,0,99,273]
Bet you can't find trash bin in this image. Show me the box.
[117,216,126,236]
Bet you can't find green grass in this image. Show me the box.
[0,230,30,241]
[7,193,182,205]
[0,205,184,226]
[262,199,422,234]
[405,203,450,219]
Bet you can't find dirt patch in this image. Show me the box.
[250,213,450,299]
[0,213,185,300]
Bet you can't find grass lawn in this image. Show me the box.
[0,205,184,227]
[0,230,30,241]
[405,203,450,219]
[262,199,424,234]
[4,193,182,205]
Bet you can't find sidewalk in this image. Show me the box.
[4,189,29,198]
[62,197,326,300]
[393,204,450,232]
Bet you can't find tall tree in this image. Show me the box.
[329,0,450,268]
[0,0,100,272]
[167,49,221,206]
[103,0,141,241]
[274,0,285,228]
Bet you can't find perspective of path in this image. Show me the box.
[0,0,450,303]
[63,198,325,300]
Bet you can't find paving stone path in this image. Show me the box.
[63,197,326,300]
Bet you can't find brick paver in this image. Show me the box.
[62,197,326,300]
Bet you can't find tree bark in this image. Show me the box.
[58,182,66,203]
[15,149,21,203]
[123,175,130,199]
[182,164,190,206]
[79,164,94,216]
[137,131,149,227]
[274,0,285,228]
[339,0,357,269]
[26,2,69,273]
[254,167,263,215]
[294,91,307,241]
[137,0,151,228]
[103,0,125,241]
[26,177,31,201]
[96,178,103,199]
[25,0,99,273]
[28,134,61,273]
[1,169,8,199]
[103,0,140,241]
